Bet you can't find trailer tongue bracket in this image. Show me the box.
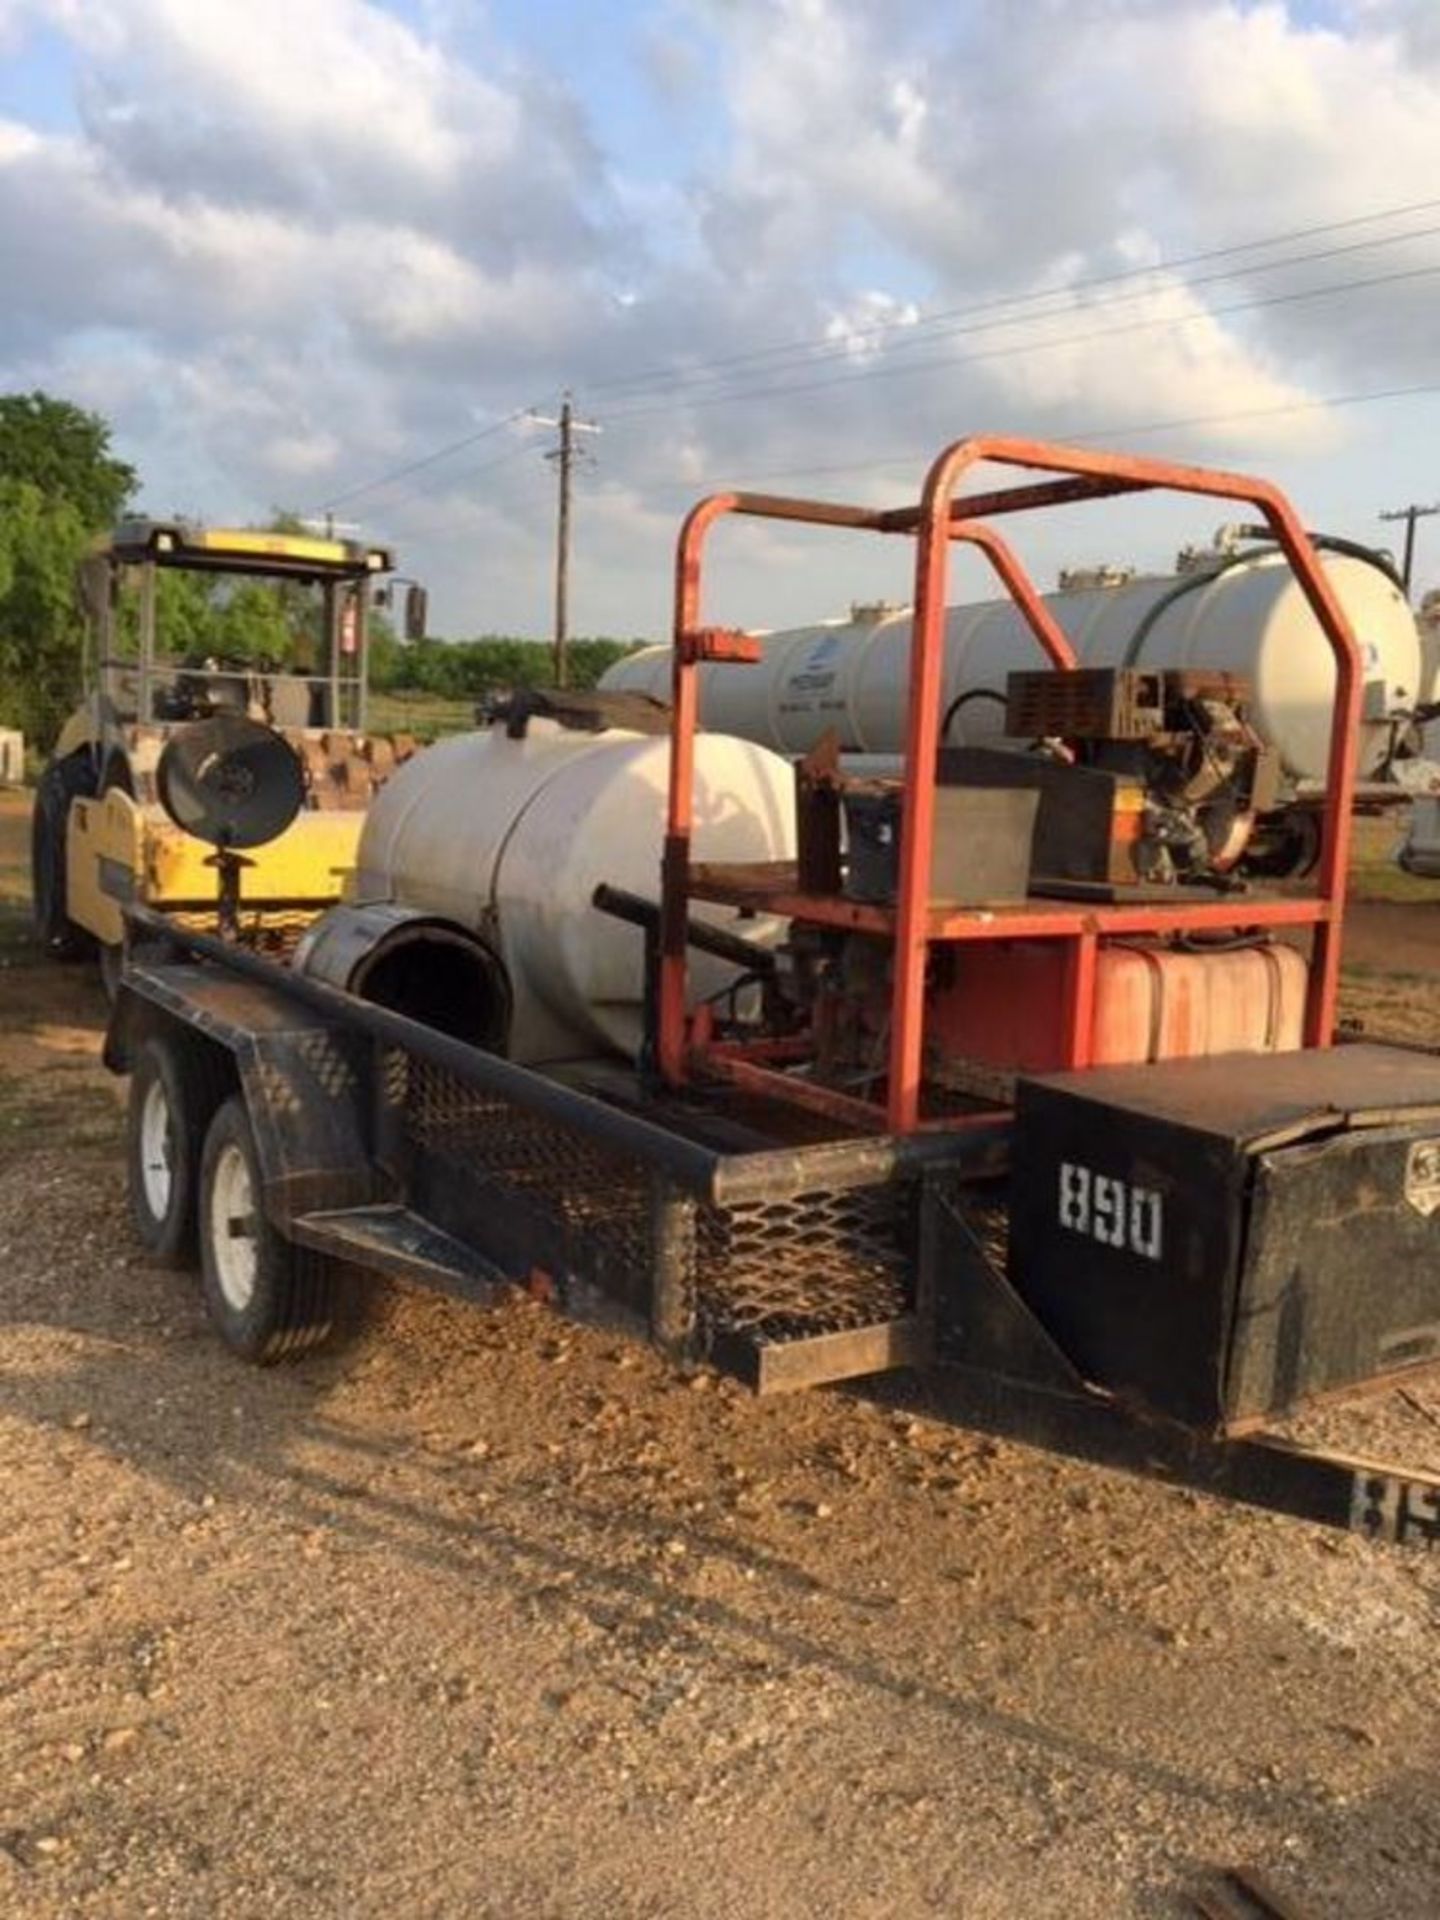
[922,1181,1440,1551]
[928,1364,1440,1552]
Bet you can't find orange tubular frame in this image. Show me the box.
[660,437,1363,1135]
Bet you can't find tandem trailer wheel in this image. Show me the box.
[198,1095,338,1364]
[127,1032,232,1268]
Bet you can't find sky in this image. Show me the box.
[0,0,1438,641]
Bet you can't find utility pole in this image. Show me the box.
[1379,501,1440,594]
[529,394,601,687]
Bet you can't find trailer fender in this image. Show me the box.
[108,962,378,1228]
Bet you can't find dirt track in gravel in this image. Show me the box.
[2,785,1439,1919]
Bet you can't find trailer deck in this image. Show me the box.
[107,909,1440,1554]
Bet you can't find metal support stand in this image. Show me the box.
[203,842,254,942]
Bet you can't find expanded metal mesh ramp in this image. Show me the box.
[393,1055,928,1389]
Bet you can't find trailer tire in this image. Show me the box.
[30,752,97,959]
[198,1095,337,1364]
[127,1033,231,1269]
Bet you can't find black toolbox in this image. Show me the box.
[1005,1044,1440,1431]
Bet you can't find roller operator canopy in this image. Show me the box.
[102,519,395,583]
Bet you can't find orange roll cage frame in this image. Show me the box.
[658,436,1363,1135]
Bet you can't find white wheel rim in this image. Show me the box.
[139,1078,174,1221]
[210,1141,258,1312]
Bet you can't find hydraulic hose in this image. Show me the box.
[1122,531,1404,669]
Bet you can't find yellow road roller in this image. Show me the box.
[32,519,423,986]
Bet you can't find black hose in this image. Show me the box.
[1122,531,1406,670]
[1173,928,1272,953]
[1234,525,1407,595]
[940,686,1006,741]
[1122,554,1247,667]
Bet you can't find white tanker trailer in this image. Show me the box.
[601,535,1421,794]
[292,541,1425,1046]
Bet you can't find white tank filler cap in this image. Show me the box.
[1176,524,1250,572]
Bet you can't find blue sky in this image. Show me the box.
[481,0,718,178]
[0,18,71,130]
[0,0,1437,636]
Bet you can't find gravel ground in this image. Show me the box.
[2,789,1439,1918]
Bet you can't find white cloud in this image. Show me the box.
[1,0,1439,632]
[58,0,507,204]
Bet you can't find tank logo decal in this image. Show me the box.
[1058,1162,1163,1260]
[787,635,844,694]
[1403,1139,1440,1216]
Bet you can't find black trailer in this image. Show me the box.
[107,907,1440,1556]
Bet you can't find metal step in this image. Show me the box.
[291,1204,508,1303]
[710,1314,931,1396]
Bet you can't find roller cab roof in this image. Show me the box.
[103,520,394,582]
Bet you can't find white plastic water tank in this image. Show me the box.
[352,717,795,1064]
[602,551,1419,783]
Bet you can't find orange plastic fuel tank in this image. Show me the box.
[930,938,1307,1078]
[1090,942,1306,1064]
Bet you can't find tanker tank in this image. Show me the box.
[332,712,795,1066]
[601,543,1419,786]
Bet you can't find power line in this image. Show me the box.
[592,217,1440,402]
[370,436,537,510]
[319,194,1440,533]
[372,249,1440,527]
[320,408,532,512]
[360,379,1440,630]
[659,380,1440,493]
[397,381,1440,525]
[388,382,1440,546]
[597,258,1440,425]
[614,215,1440,397]
[585,195,1440,399]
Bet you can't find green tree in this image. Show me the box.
[148,511,396,673]
[0,391,136,745]
[366,633,649,697]
[0,478,94,743]
[367,627,405,690]
[0,391,135,529]
[567,638,647,690]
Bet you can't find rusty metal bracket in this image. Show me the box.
[677,625,761,665]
